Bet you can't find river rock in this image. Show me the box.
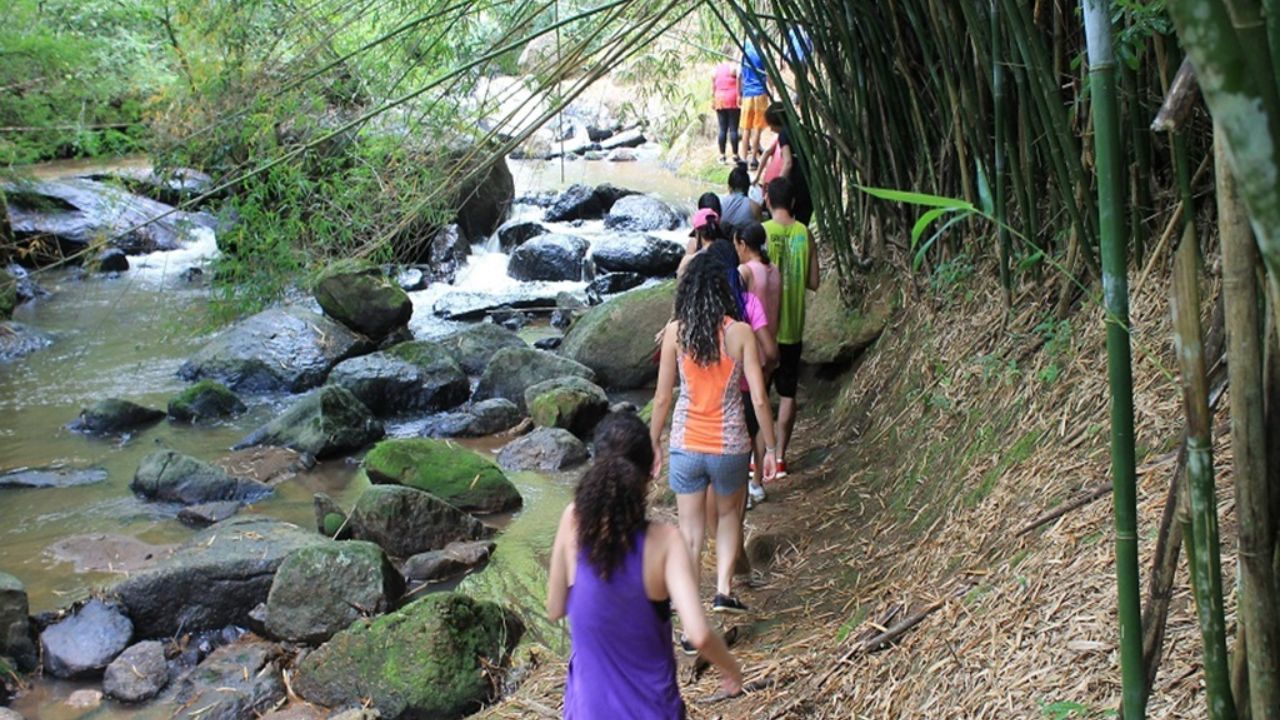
[172,639,285,720]
[507,233,589,282]
[328,342,468,416]
[112,517,331,638]
[132,450,273,506]
[45,534,175,575]
[587,271,646,296]
[604,194,683,232]
[395,266,427,292]
[5,264,48,304]
[41,599,133,679]
[472,347,594,411]
[177,501,244,528]
[363,438,521,513]
[0,465,106,489]
[179,306,373,393]
[265,541,403,644]
[422,224,470,283]
[420,398,522,438]
[235,386,384,459]
[82,167,213,206]
[293,592,524,720]
[314,262,413,342]
[600,129,646,150]
[497,427,588,471]
[168,380,247,422]
[496,220,549,251]
[402,541,496,583]
[0,573,35,672]
[0,322,52,362]
[314,493,349,539]
[533,336,561,350]
[0,269,15,320]
[348,485,486,558]
[591,234,683,276]
[94,247,129,273]
[436,323,526,375]
[607,148,637,162]
[68,398,165,436]
[103,640,168,702]
[560,281,674,389]
[454,155,514,241]
[524,376,609,438]
[543,184,601,222]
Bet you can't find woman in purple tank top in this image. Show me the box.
[547,412,743,717]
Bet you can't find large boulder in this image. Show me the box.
[112,517,331,638]
[40,599,133,679]
[419,398,522,439]
[348,485,486,558]
[454,156,514,241]
[0,573,36,672]
[80,166,213,206]
[591,234,683,276]
[103,640,168,702]
[235,386,384,459]
[265,542,403,644]
[560,281,674,389]
[587,271,646,297]
[403,541,496,583]
[363,438,522,514]
[0,323,52,363]
[68,398,165,436]
[543,183,636,223]
[327,343,468,416]
[603,194,683,232]
[131,450,272,506]
[421,224,470,283]
[168,380,246,422]
[179,306,372,394]
[172,639,285,720]
[524,376,609,437]
[435,323,526,375]
[473,347,594,411]
[507,233,588,282]
[293,593,524,720]
[313,263,413,342]
[495,220,549,251]
[497,427,588,471]
[801,280,892,365]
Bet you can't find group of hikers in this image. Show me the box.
[545,41,821,708]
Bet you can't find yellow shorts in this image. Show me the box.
[740,95,769,130]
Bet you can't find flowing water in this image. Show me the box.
[1,153,710,718]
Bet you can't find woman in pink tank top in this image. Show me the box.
[734,222,781,503]
[711,62,742,164]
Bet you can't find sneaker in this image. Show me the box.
[748,482,766,504]
[679,633,698,655]
[749,159,759,171]
[733,155,744,165]
[775,459,788,479]
[712,594,749,614]
[718,155,728,165]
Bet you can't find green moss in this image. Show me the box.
[560,281,675,389]
[801,280,892,365]
[524,376,608,437]
[322,512,346,537]
[168,379,246,421]
[0,268,16,321]
[386,340,460,371]
[363,438,521,514]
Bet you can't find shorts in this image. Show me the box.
[668,449,751,496]
[740,95,770,130]
[775,342,803,398]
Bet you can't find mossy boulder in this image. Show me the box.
[235,386,383,459]
[559,281,674,389]
[0,572,36,672]
[313,261,413,341]
[435,323,525,375]
[524,376,609,437]
[168,380,246,422]
[132,450,273,505]
[314,493,349,539]
[363,438,521,514]
[265,541,403,644]
[348,485,487,558]
[0,268,16,321]
[328,342,468,416]
[69,398,165,435]
[293,592,524,720]
[801,280,891,365]
[472,347,594,411]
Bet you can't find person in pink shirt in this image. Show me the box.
[711,61,742,165]
[735,222,781,505]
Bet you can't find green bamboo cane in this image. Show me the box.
[1082,2,1144,717]
[992,0,1012,304]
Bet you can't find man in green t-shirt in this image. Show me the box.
[763,176,819,478]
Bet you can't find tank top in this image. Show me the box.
[719,192,754,229]
[671,318,750,455]
[712,63,740,110]
[564,527,685,719]
[743,259,781,332]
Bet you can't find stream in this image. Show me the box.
[0,151,709,719]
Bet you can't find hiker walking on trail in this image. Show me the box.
[649,253,778,618]
[738,38,770,171]
[735,222,781,504]
[547,412,743,716]
[755,102,813,224]
[720,161,763,231]
[712,59,742,165]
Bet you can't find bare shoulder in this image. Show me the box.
[558,503,577,530]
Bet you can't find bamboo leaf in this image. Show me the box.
[913,212,968,270]
[857,185,975,211]
[911,207,952,249]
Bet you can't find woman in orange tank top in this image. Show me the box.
[649,253,777,615]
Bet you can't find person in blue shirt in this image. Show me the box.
[738,38,770,172]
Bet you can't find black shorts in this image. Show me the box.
[743,391,760,438]
[775,342,803,398]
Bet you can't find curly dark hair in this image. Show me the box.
[675,252,738,366]
[592,411,654,471]
[575,413,653,579]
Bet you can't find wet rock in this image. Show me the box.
[0,465,106,489]
[497,427,588,471]
[179,266,204,283]
[4,265,49,308]
[0,573,36,672]
[0,322,51,362]
[403,540,496,583]
[507,233,589,282]
[561,280,674,389]
[591,234,683,276]
[604,194,683,232]
[214,446,310,485]
[293,593,524,720]
[418,412,478,438]
[468,399,523,435]
[473,346,594,411]
[314,493,349,539]
[587,271,647,296]
[41,599,133,678]
[94,247,129,273]
[454,155,514,241]
[607,148,637,162]
[132,450,272,506]
[544,184,602,223]
[524,376,609,438]
[496,220,549,251]
[549,309,576,331]
[328,344,468,416]
[103,640,168,702]
[395,266,427,292]
[583,150,606,161]
[515,190,557,208]
[489,308,528,331]
[533,336,561,350]
[178,501,244,528]
[235,386,384,459]
[179,306,373,394]
[436,323,525,375]
[363,438,521,514]
[168,380,246,422]
[172,639,285,720]
[69,398,165,436]
[0,269,14,321]
[557,291,588,311]
[64,689,102,710]
[45,534,174,575]
[81,166,213,206]
[422,224,470,284]
[431,287,566,320]
[265,542,402,644]
[600,129,646,150]
[314,262,413,342]
[112,517,331,638]
[349,485,487,558]
[588,126,615,142]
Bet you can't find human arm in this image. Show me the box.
[753,143,777,185]
[749,199,763,221]
[663,526,743,694]
[545,503,576,622]
[731,323,777,479]
[806,229,820,290]
[755,326,778,370]
[778,142,794,180]
[648,323,679,478]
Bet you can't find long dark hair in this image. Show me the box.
[575,412,653,579]
[675,252,739,366]
[728,161,751,194]
[735,222,770,265]
[706,238,747,318]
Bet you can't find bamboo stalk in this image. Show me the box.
[992,0,1012,305]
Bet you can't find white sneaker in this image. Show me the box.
[748,482,766,505]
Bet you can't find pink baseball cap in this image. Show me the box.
[690,208,719,235]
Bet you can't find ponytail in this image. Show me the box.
[735,222,771,265]
[575,412,654,579]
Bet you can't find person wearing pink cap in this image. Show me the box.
[678,207,724,278]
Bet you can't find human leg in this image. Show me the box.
[716,109,730,157]
[728,109,742,160]
[709,453,750,600]
[774,343,803,468]
[669,450,710,585]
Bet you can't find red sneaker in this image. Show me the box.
[775,459,788,479]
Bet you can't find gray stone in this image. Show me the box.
[69,398,165,435]
[0,322,52,363]
[0,465,106,489]
[132,450,272,505]
[524,376,610,437]
[507,233,589,282]
[435,323,525,375]
[234,386,384,459]
[495,220,549,252]
[402,541,496,583]
[265,541,403,644]
[103,640,168,702]
[314,493,349,539]
[587,271,646,296]
[0,572,35,672]
[497,427,588,471]
[172,639,285,720]
[560,281,675,389]
[600,129,646,150]
[94,247,129,273]
[328,343,468,416]
[41,599,133,678]
[349,486,487,558]
[472,347,595,411]
[167,380,246,422]
[177,500,244,527]
[313,263,413,342]
[591,234,683,276]
[603,194,683,232]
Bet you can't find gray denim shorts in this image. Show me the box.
[668,449,751,496]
